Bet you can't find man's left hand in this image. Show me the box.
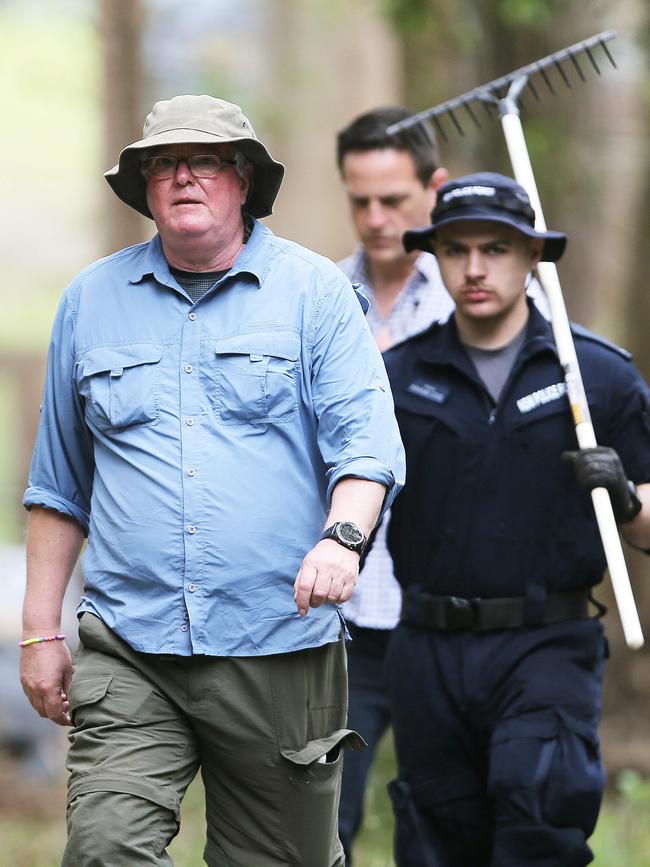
[562,446,642,524]
[293,539,360,617]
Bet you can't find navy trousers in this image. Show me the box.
[385,618,607,867]
[338,623,393,865]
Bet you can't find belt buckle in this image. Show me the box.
[445,596,478,630]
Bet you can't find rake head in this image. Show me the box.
[387,30,617,143]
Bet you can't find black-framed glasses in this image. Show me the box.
[140,153,237,179]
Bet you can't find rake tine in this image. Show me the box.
[600,39,617,69]
[568,50,587,82]
[553,59,572,89]
[463,101,482,128]
[476,92,497,120]
[432,115,449,144]
[447,107,465,136]
[385,31,618,142]
[527,78,542,101]
[538,64,556,95]
[585,46,601,75]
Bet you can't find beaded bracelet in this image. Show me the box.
[19,634,66,648]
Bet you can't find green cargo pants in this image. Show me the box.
[63,613,363,867]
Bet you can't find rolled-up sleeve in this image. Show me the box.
[308,273,405,516]
[23,287,94,533]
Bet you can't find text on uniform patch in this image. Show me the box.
[516,382,567,414]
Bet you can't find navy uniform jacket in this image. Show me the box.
[384,302,650,600]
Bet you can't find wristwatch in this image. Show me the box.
[320,521,367,555]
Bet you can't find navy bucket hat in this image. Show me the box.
[403,172,567,262]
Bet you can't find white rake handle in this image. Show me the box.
[500,108,644,649]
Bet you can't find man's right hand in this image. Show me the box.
[20,640,73,727]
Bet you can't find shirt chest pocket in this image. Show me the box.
[394,387,469,443]
[213,330,300,424]
[507,394,574,446]
[77,343,164,432]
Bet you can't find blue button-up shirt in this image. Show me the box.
[24,221,405,656]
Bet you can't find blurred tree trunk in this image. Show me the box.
[386,0,650,775]
[600,10,650,778]
[99,0,148,253]
[263,0,403,259]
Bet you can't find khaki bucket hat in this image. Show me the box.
[104,94,285,219]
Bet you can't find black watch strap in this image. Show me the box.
[320,521,367,554]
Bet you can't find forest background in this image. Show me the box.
[1,0,649,864]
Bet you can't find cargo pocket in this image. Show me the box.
[77,343,163,432]
[213,329,299,424]
[68,673,112,728]
[488,709,604,837]
[281,728,365,781]
[542,710,605,835]
[279,730,364,865]
[489,712,557,800]
[280,728,365,808]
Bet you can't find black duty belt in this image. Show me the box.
[401,589,594,631]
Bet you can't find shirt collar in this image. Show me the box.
[347,246,439,298]
[344,245,370,287]
[127,218,272,290]
[412,250,440,283]
[418,297,557,372]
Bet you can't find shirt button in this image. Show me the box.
[186,417,195,426]
[184,364,193,374]
[188,312,197,321]
[187,468,196,477]
[187,525,197,534]
[187,583,197,592]
[180,624,189,632]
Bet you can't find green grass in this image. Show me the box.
[3,741,650,866]
[590,770,650,867]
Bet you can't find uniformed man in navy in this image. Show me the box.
[382,172,650,867]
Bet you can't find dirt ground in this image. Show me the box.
[0,754,66,820]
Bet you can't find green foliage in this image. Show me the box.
[0,6,100,181]
[384,0,586,35]
[494,0,570,29]
[383,0,560,37]
[590,770,650,866]
[0,5,101,351]
[381,0,435,34]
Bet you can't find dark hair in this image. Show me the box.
[336,106,438,186]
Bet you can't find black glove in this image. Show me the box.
[561,446,642,524]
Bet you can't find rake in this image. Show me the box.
[388,31,644,650]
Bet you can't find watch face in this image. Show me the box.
[337,522,364,546]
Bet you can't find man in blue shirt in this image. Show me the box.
[19,94,405,867]
[384,173,650,866]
